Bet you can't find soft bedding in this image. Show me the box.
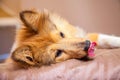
[0,48,120,80]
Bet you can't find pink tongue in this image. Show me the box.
[88,42,97,57]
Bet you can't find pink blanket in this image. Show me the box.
[0,48,120,80]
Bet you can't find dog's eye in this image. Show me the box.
[26,56,33,62]
[55,50,63,57]
[60,32,65,38]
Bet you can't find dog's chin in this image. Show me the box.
[77,55,94,61]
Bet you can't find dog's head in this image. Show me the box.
[11,9,92,68]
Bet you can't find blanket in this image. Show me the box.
[0,48,120,80]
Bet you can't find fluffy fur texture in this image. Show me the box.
[6,9,88,69]
[1,9,120,70]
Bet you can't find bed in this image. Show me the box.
[0,48,120,80]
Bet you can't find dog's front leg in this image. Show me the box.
[86,33,120,48]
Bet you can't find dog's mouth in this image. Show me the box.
[83,40,97,59]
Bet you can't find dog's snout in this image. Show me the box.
[84,40,91,51]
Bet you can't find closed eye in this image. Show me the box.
[60,32,65,38]
[26,56,33,62]
[55,50,63,57]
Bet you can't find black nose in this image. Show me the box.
[84,40,91,51]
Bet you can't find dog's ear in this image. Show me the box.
[19,10,41,32]
[11,45,35,67]
[20,10,57,33]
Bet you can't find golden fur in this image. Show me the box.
[1,9,120,70]
[3,9,88,69]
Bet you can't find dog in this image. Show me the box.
[1,9,120,70]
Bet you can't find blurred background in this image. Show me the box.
[0,0,120,62]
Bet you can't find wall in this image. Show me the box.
[1,0,21,14]
[0,26,15,54]
[0,0,120,35]
[20,0,120,36]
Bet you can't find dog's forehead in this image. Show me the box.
[35,10,68,29]
[48,12,78,38]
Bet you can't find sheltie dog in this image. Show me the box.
[1,9,120,69]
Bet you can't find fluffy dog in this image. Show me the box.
[1,9,120,69]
